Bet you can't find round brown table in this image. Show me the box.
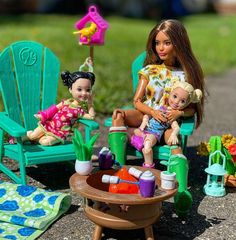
[69,166,177,240]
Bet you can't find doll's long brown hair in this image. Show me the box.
[144,19,205,128]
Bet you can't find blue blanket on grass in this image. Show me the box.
[0,181,71,240]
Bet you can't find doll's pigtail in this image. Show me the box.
[61,70,73,88]
[86,72,95,86]
[191,89,202,103]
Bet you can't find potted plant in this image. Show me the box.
[160,156,178,190]
[72,129,99,175]
[197,134,236,187]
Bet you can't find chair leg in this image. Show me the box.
[181,135,188,155]
[92,225,103,240]
[144,225,154,240]
[17,140,27,185]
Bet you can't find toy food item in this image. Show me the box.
[108,167,139,194]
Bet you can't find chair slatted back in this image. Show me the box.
[0,41,60,130]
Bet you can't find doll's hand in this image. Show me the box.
[167,132,179,145]
[166,109,183,123]
[34,114,42,120]
[83,113,95,120]
[151,109,167,122]
[87,94,93,105]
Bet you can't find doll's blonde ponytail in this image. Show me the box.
[191,89,202,103]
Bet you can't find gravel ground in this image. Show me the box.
[1,69,236,240]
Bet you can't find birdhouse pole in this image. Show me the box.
[90,46,94,64]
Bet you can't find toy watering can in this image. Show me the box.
[98,147,116,170]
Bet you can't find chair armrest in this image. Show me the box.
[78,118,99,130]
[0,112,26,137]
[104,117,112,127]
[179,116,195,136]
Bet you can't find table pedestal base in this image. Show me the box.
[85,200,162,240]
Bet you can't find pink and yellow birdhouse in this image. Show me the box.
[74,5,109,46]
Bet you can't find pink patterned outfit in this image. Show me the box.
[38,98,87,143]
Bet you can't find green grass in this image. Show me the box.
[0,14,236,114]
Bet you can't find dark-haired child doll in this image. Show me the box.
[27,70,95,146]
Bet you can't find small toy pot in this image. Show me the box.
[75,160,92,175]
[161,171,176,190]
[224,174,236,187]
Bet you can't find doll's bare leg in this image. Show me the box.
[39,136,60,146]
[27,127,44,140]
[142,134,157,166]
[133,128,143,137]
[112,109,144,128]
[139,114,149,131]
[109,109,144,165]
[133,114,149,137]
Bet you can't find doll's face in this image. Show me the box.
[168,87,189,110]
[155,31,175,66]
[69,78,92,102]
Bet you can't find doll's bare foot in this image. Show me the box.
[27,127,44,140]
[142,162,155,168]
[39,136,61,146]
[21,135,29,142]
[27,131,39,141]
[26,130,33,139]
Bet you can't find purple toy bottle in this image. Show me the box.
[139,170,156,198]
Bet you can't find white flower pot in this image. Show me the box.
[161,171,176,190]
[75,160,92,175]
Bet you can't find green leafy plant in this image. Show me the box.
[72,129,99,161]
[160,156,179,174]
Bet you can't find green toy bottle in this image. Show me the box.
[108,128,128,166]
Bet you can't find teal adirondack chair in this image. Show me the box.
[0,41,99,185]
[104,51,195,161]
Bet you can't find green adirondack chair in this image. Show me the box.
[0,41,99,185]
[104,51,195,161]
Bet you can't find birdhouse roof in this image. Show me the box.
[75,5,109,30]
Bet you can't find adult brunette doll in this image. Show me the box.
[108,19,205,216]
[109,19,205,163]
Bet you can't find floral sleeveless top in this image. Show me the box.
[138,64,186,110]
